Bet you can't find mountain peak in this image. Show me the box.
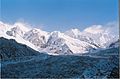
[71,28,80,31]
[64,28,81,38]
[71,28,81,34]
[50,31,63,38]
[29,28,48,36]
[13,22,30,32]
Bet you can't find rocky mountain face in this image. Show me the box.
[0,21,118,55]
[0,37,41,60]
[0,37,119,78]
[108,39,119,48]
[23,28,48,48]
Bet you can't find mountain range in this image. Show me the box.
[0,21,119,55]
[0,21,119,78]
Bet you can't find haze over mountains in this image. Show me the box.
[0,21,119,55]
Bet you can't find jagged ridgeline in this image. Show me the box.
[0,37,119,78]
[0,21,119,55]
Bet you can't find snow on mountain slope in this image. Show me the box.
[83,23,119,47]
[23,28,49,48]
[6,22,31,37]
[0,21,119,55]
[0,21,12,34]
[0,22,39,52]
[42,31,73,55]
[3,22,49,51]
[65,28,81,38]
[43,31,98,55]
[0,33,39,52]
[14,22,30,32]
[65,29,100,48]
[81,32,117,48]
[65,25,118,48]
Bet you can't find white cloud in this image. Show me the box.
[83,21,119,36]
[16,18,44,30]
[0,20,118,36]
[84,25,104,34]
[104,21,119,35]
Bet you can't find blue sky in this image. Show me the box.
[1,0,118,32]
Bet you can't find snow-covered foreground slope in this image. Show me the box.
[1,37,119,78]
[0,21,119,55]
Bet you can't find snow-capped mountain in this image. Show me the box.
[23,28,48,48]
[65,28,118,48]
[6,22,30,37]
[44,31,98,55]
[65,29,100,48]
[0,21,39,51]
[65,28,81,38]
[0,21,119,55]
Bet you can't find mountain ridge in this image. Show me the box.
[0,21,119,55]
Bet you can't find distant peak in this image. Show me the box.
[13,22,30,32]
[51,31,61,35]
[31,28,41,31]
[71,28,80,33]
[52,31,61,33]
[50,31,63,38]
[64,28,81,38]
[71,28,80,31]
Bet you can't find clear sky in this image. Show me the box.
[0,0,118,32]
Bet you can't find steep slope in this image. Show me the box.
[6,22,30,37]
[23,28,48,48]
[65,29,100,48]
[43,31,98,55]
[0,22,39,52]
[65,28,81,38]
[65,28,118,48]
[108,39,119,48]
[0,37,41,60]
